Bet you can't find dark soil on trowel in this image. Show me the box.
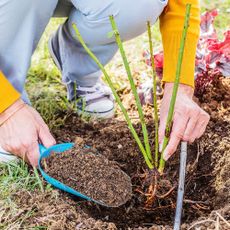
[13,77,230,229]
[41,147,132,207]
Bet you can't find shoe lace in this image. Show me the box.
[77,82,114,102]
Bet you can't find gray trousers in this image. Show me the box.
[0,0,167,102]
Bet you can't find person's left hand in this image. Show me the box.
[159,83,210,161]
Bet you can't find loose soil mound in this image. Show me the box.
[12,190,117,230]
[10,77,230,229]
[41,148,132,207]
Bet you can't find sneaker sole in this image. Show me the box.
[0,146,18,163]
[76,107,114,119]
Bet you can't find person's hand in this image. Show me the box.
[159,83,210,161]
[0,99,56,166]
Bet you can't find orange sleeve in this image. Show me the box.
[159,0,200,87]
[0,71,20,113]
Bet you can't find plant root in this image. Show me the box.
[156,186,176,199]
[145,172,158,207]
[135,169,177,210]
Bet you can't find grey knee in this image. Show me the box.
[67,0,168,45]
[112,0,168,41]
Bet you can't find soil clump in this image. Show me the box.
[42,147,132,207]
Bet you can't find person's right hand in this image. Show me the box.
[0,99,56,166]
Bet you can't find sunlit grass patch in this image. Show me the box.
[0,161,52,229]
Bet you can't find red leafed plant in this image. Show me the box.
[143,50,164,79]
[143,10,230,97]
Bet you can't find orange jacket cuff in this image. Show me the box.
[0,71,21,113]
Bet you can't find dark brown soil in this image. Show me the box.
[54,77,230,229]
[10,77,230,229]
[12,189,118,230]
[42,147,132,207]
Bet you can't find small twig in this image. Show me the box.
[215,216,220,230]
[69,177,78,182]
[194,203,210,210]
[188,219,216,230]
[214,211,230,227]
[191,141,203,171]
[42,159,48,171]
[188,211,230,230]
[173,142,188,230]
[194,142,201,165]
[183,199,209,205]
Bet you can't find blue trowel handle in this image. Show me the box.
[39,144,47,154]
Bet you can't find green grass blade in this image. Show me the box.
[33,167,44,192]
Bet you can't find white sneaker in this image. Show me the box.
[75,81,115,119]
[48,33,115,119]
[0,146,18,163]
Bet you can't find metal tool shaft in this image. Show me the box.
[174,142,188,230]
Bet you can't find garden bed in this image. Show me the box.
[13,77,230,229]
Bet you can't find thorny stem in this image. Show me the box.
[147,21,159,168]
[158,4,192,174]
[109,16,152,163]
[72,24,154,169]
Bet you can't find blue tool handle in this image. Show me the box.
[39,144,47,155]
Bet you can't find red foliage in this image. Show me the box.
[200,9,218,35]
[143,9,230,97]
[143,51,164,79]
